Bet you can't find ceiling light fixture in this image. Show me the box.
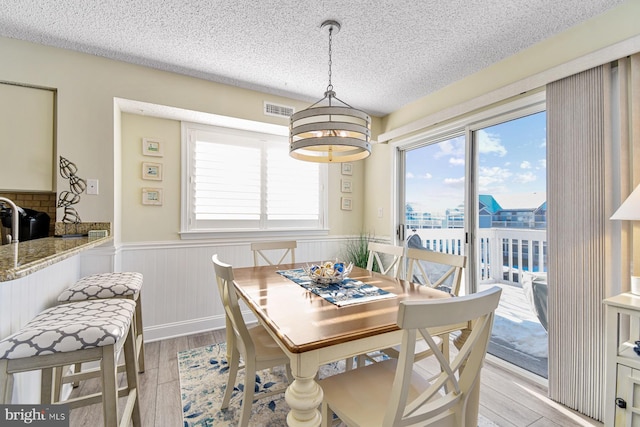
[289,20,371,163]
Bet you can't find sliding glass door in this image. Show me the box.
[474,111,548,378]
[395,96,548,378]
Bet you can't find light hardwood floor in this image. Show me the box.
[68,329,602,427]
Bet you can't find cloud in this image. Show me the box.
[443,177,465,187]
[477,130,507,157]
[515,172,537,183]
[422,172,433,179]
[478,166,512,189]
[434,136,465,159]
[538,159,546,169]
[449,157,464,166]
[406,172,414,179]
[520,161,532,169]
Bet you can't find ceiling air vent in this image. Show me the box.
[264,102,294,118]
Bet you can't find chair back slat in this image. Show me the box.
[405,247,466,295]
[365,242,404,278]
[251,241,297,266]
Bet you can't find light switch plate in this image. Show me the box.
[87,179,99,195]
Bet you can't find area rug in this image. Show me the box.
[178,343,498,427]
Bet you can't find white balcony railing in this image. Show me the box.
[409,228,547,285]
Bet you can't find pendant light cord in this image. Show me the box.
[327,26,333,92]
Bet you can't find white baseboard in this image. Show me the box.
[143,314,227,342]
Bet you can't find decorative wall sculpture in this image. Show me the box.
[57,156,86,223]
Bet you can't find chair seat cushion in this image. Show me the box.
[57,272,143,302]
[0,299,135,360]
[319,359,432,426]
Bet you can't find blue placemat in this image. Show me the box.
[276,268,396,307]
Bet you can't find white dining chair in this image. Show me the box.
[382,248,468,362]
[405,248,466,295]
[348,242,405,370]
[250,240,297,266]
[211,254,292,427]
[319,286,502,427]
[365,242,404,278]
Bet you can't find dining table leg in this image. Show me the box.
[284,353,323,427]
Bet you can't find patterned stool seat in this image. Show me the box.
[57,272,143,302]
[57,272,145,375]
[0,299,135,360]
[0,299,141,427]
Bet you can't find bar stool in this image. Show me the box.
[0,299,141,427]
[57,272,145,376]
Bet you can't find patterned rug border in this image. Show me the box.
[178,342,498,426]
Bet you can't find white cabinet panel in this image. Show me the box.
[0,83,55,191]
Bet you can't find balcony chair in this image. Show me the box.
[250,240,297,266]
[319,286,501,427]
[211,254,292,427]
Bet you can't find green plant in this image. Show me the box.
[342,232,378,271]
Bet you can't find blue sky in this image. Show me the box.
[405,111,546,215]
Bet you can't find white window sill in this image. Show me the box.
[179,228,330,242]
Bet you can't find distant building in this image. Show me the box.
[406,192,547,230]
[479,193,546,229]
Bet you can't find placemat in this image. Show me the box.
[276,268,396,307]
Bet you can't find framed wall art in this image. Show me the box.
[341,179,352,193]
[341,197,352,211]
[142,162,163,181]
[142,188,163,206]
[142,138,163,157]
[341,162,353,175]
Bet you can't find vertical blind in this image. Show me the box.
[547,53,640,420]
[547,65,611,420]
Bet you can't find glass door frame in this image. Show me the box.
[390,90,546,296]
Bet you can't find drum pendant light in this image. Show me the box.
[289,20,371,163]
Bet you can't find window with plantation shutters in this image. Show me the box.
[182,122,326,236]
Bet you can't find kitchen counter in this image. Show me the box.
[0,236,112,282]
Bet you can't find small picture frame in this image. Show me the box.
[142,162,163,181]
[341,162,353,176]
[142,188,163,206]
[341,179,352,193]
[142,138,163,157]
[341,197,353,211]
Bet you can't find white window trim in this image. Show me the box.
[180,121,329,240]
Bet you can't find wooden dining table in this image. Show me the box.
[231,262,465,427]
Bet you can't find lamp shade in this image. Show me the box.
[611,184,640,220]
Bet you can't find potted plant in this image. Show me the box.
[342,232,379,271]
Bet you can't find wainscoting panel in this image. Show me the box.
[120,238,347,342]
[0,255,82,404]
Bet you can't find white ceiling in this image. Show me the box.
[0,0,625,116]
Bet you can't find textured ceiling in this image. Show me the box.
[0,0,625,116]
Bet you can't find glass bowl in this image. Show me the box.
[303,261,353,285]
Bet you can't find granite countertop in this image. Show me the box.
[0,236,113,282]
